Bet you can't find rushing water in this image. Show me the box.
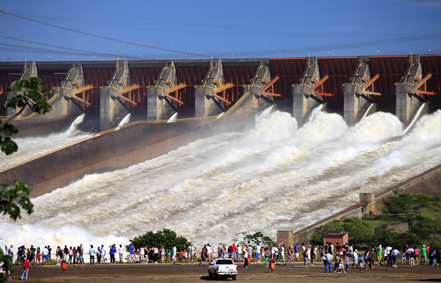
[2,109,441,250]
[0,114,94,169]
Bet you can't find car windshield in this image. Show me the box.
[216,260,234,264]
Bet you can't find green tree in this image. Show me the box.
[0,77,51,220]
[129,229,190,252]
[0,77,51,283]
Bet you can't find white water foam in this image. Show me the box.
[0,114,93,169]
[115,113,132,130]
[2,109,441,250]
[167,112,178,123]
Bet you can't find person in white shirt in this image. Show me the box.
[119,245,124,263]
[255,244,261,262]
[280,245,285,263]
[243,248,249,268]
[89,245,96,265]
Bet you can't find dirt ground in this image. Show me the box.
[8,261,441,282]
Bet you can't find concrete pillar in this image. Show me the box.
[277,230,294,247]
[99,60,132,131]
[147,62,178,121]
[194,59,226,117]
[395,54,425,127]
[343,58,375,126]
[292,57,323,127]
[249,61,273,111]
[6,61,38,117]
[360,193,376,216]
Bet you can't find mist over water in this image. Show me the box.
[2,109,441,250]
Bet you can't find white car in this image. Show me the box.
[208,258,237,280]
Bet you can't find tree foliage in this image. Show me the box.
[309,193,441,249]
[129,229,190,252]
[1,77,51,282]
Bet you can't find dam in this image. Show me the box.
[1,54,441,248]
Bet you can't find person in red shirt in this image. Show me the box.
[21,257,30,280]
[231,244,237,261]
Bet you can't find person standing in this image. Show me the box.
[40,246,45,265]
[129,244,135,264]
[287,246,293,266]
[21,256,30,280]
[280,244,285,263]
[171,245,177,264]
[421,245,427,265]
[369,248,377,269]
[140,246,145,263]
[68,247,73,264]
[325,252,332,273]
[101,245,106,263]
[243,248,249,268]
[89,245,95,265]
[295,243,299,262]
[47,245,52,264]
[110,245,116,264]
[231,243,237,261]
[119,245,124,263]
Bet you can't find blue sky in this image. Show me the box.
[0,0,440,62]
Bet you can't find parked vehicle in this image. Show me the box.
[208,258,237,280]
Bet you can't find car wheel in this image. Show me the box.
[208,270,213,278]
[232,274,237,280]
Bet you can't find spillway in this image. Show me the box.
[2,109,441,249]
[0,114,102,169]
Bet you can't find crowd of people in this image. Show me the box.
[3,241,441,280]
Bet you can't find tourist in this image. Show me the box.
[36,247,41,265]
[171,245,177,264]
[255,243,261,263]
[129,244,135,264]
[140,246,145,263]
[408,246,415,268]
[325,252,332,273]
[265,248,270,268]
[429,246,435,266]
[41,246,48,265]
[237,244,242,262]
[287,245,293,266]
[47,245,52,264]
[97,247,101,263]
[337,257,344,274]
[110,244,116,264]
[119,245,124,263]
[21,256,30,280]
[392,247,399,267]
[421,245,427,265]
[101,245,106,263]
[247,245,253,263]
[161,246,166,263]
[72,247,77,264]
[89,245,95,265]
[402,245,408,265]
[68,246,73,264]
[310,245,316,266]
[207,244,213,262]
[357,253,364,272]
[231,243,237,261]
[280,244,285,263]
[243,247,249,268]
[303,247,308,268]
[352,249,358,268]
[435,247,441,266]
[415,246,419,265]
[369,248,377,269]
[294,243,299,262]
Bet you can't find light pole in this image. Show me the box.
[217,39,220,59]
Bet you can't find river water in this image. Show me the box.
[2,108,441,250]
